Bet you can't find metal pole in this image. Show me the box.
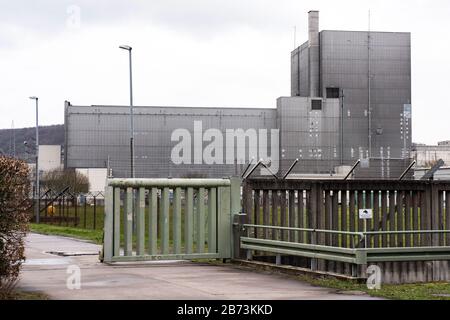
[282,159,299,179]
[344,159,361,181]
[340,89,345,165]
[94,196,97,230]
[243,160,263,180]
[120,45,134,178]
[31,97,40,224]
[260,162,278,180]
[399,160,416,181]
[129,48,135,179]
[241,157,255,178]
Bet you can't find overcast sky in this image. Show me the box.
[0,0,449,144]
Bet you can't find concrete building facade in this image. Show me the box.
[412,142,450,167]
[38,145,62,172]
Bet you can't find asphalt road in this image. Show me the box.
[17,233,379,300]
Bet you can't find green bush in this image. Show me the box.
[0,157,30,298]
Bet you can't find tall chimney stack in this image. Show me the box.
[308,10,320,97]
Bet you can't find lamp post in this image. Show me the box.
[119,45,135,178]
[29,96,39,223]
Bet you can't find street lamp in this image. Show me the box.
[119,45,135,178]
[29,96,39,223]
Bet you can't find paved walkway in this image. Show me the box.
[18,233,379,300]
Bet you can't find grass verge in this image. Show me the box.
[30,223,103,244]
[297,274,450,300]
[0,290,49,300]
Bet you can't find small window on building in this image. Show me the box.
[326,87,340,98]
[311,99,322,110]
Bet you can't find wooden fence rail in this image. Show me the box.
[241,179,450,283]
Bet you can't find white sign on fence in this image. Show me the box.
[359,209,373,219]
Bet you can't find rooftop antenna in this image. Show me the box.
[293,26,297,49]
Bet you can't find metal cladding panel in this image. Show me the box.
[66,105,277,178]
[318,30,411,162]
[277,97,340,174]
[291,41,309,97]
[291,48,300,96]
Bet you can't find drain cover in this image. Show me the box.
[337,290,368,296]
[46,251,99,257]
[24,258,70,266]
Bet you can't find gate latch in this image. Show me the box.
[233,212,247,231]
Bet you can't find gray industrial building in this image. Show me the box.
[64,103,278,178]
[412,141,450,167]
[291,10,412,163]
[65,11,413,179]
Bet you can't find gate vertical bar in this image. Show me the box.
[397,191,405,247]
[254,190,260,239]
[136,187,145,256]
[309,183,318,271]
[289,190,295,242]
[280,190,287,241]
[405,191,412,247]
[185,187,194,254]
[438,190,444,245]
[446,191,450,246]
[218,185,231,259]
[230,177,241,259]
[431,184,440,281]
[373,190,380,248]
[113,187,121,257]
[263,190,270,239]
[341,190,348,248]
[272,190,279,240]
[208,188,217,253]
[197,187,206,253]
[173,187,182,254]
[389,191,396,247]
[103,185,114,262]
[124,187,133,256]
[381,191,388,246]
[325,191,331,245]
[298,190,304,243]
[160,187,170,254]
[149,187,158,255]
[412,191,420,247]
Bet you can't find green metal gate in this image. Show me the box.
[102,178,240,263]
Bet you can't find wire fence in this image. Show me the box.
[106,157,414,180]
[32,191,105,230]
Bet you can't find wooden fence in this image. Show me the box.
[240,179,450,283]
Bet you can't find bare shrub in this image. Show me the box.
[42,168,90,194]
[0,157,30,297]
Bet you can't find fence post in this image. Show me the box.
[103,184,114,263]
[84,198,87,229]
[430,182,441,281]
[230,177,243,259]
[59,198,62,226]
[218,179,232,260]
[94,196,97,230]
[73,195,77,227]
[310,183,318,271]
